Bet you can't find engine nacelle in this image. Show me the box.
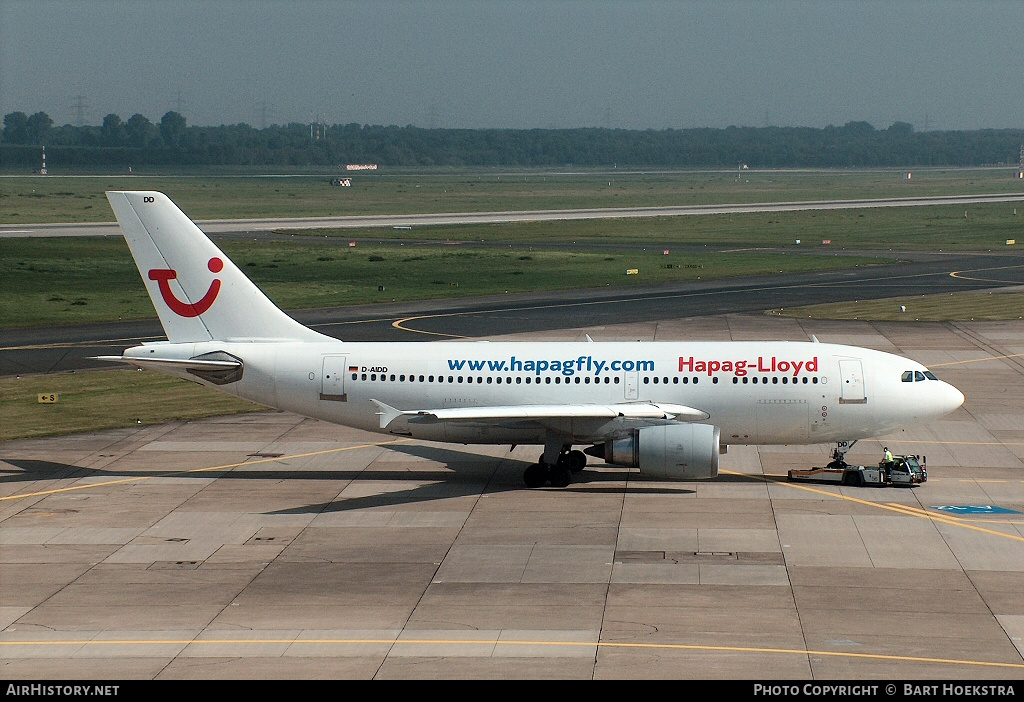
[586,424,720,479]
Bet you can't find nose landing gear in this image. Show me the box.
[827,440,858,469]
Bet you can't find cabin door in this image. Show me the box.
[320,356,348,401]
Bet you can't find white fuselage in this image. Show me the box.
[126,339,964,447]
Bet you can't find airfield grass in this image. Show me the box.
[0,368,264,441]
[0,235,884,330]
[2,167,1023,223]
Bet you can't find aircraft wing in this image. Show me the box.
[371,399,709,430]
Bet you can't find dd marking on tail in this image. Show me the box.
[148,257,224,317]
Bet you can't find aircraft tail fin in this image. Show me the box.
[106,191,329,343]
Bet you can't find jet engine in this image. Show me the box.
[585,423,720,479]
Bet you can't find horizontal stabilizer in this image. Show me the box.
[93,355,241,370]
[93,351,244,385]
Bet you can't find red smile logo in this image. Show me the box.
[148,257,223,317]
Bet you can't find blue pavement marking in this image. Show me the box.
[931,505,1020,515]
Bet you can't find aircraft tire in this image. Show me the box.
[549,465,572,488]
[567,450,587,473]
[523,463,548,488]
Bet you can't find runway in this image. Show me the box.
[3,192,1024,238]
[3,314,1024,679]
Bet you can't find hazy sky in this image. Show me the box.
[2,0,1021,131]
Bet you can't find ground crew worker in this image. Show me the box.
[883,447,894,482]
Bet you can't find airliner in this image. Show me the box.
[98,191,965,487]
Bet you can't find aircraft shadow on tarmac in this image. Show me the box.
[0,443,771,513]
[0,442,770,513]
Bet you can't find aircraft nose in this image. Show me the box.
[941,382,965,415]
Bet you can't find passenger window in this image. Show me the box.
[902,371,914,382]
[915,371,926,382]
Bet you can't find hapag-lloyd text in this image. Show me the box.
[680,356,819,377]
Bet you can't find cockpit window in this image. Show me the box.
[902,371,914,382]
[915,371,926,382]
[924,371,938,380]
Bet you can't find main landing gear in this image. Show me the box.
[523,448,587,488]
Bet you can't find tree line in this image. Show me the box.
[2,110,1022,169]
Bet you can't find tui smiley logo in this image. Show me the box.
[148,257,223,317]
